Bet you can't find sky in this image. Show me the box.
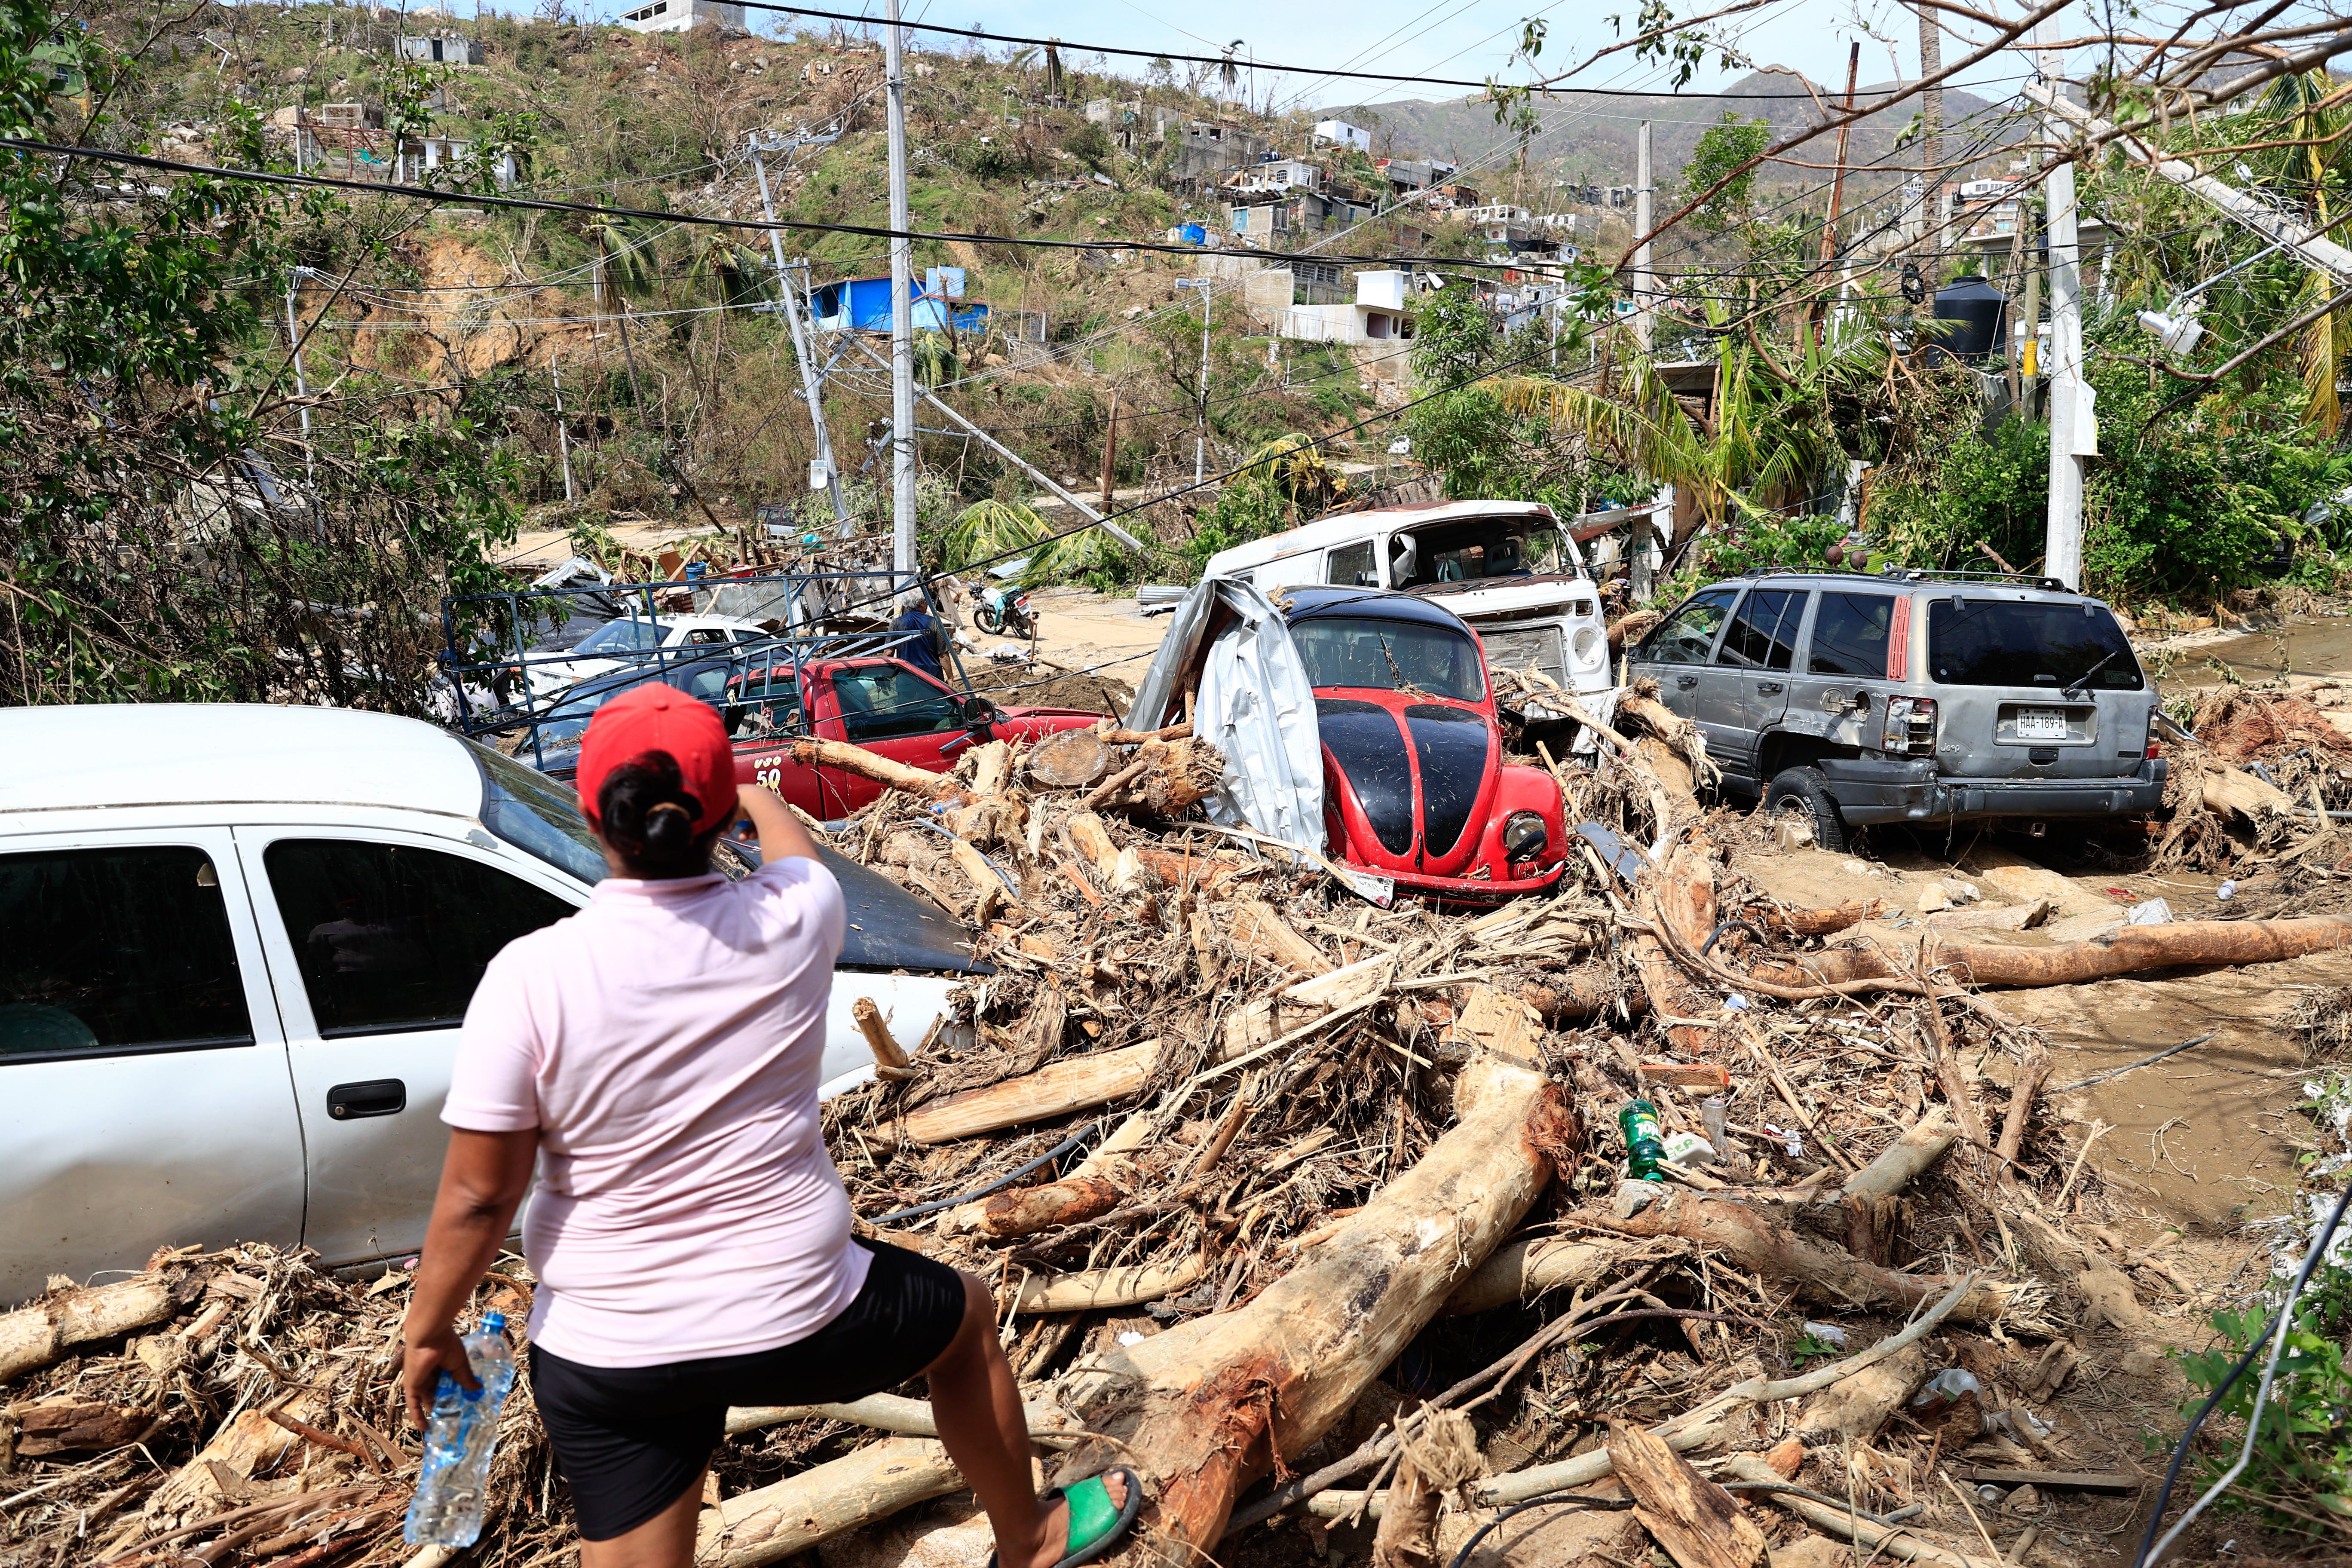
[569,0,2046,112]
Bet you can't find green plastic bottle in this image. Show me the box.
[1620,1099,1667,1180]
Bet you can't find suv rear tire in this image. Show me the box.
[1763,766,1850,852]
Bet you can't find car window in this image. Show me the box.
[1809,593,1899,677]
[1643,589,1738,665]
[0,845,254,1060]
[685,628,730,646]
[1326,542,1376,587]
[263,840,573,1037]
[469,742,750,886]
[833,664,963,742]
[576,619,663,655]
[1718,590,1807,671]
[682,662,736,701]
[1291,616,1485,701]
[1928,599,2144,689]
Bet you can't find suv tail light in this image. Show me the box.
[1883,696,1938,756]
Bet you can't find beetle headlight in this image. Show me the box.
[1502,811,1549,861]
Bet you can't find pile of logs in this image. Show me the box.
[7,710,2352,1568]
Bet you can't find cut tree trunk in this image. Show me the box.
[1521,967,1650,1022]
[1795,1343,1928,1443]
[1440,1237,1628,1317]
[1750,899,1884,938]
[903,1037,1167,1143]
[0,1271,200,1385]
[1754,916,2352,989]
[1026,729,1117,789]
[694,1437,965,1568]
[1229,898,1335,977]
[1017,1257,1206,1313]
[1055,987,1567,1559]
[784,739,966,803]
[1599,1191,2021,1325]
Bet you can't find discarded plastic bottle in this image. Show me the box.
[404,1312,516,1548]
[1620,1100,1668,1180]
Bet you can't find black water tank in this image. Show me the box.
[1931,274,2009,363]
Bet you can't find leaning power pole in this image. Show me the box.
[750,132,851,530]
[2037,15,2088,590]
[884,0,918,587]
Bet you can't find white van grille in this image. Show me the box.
[1478,624,1568,685]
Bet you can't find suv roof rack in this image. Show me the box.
[1872,566,2075,593]
[1735,566,2075,594]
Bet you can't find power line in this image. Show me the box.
[15,135,1570,274]
[732,0,1887,98]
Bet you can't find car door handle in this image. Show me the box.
[1755,681,1782,694]
[1675,675,1698,689]
[327,1079,406,1120]
[938,732,974,754]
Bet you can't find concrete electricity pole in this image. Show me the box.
[750,133,851,530]
[1632,120,1654,354]
[2037,15,2088,589]
[884,0,918,587]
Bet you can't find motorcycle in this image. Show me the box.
[973,584,1037,639]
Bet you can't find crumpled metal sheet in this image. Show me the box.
[1127,578,1324,862]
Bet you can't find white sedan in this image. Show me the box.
[0,705,978,1306]
[523,613,774,697]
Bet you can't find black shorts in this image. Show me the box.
[530,1240,968,1541]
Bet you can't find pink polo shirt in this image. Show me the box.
[443,856,869,1368]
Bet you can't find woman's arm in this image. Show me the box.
[737,782,821,865]
[398,1127,540,1429]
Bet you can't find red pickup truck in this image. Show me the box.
[723,656,1109,819]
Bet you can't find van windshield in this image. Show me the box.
[1927,599,2144,690]
[1392,516,1568,588]
[1293,616,1486,701]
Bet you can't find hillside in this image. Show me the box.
[1330,72,2019,208]
[92,5,1426,549]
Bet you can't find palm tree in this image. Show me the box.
[937,499,1044,572]
[1217,41,1242,114]
[582,211,655,315]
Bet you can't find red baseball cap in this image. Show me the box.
[576,684,737,836]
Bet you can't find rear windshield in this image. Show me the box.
[1292,616,1486,701]
[1927,599,2144,690]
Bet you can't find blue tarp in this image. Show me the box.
[812,276,989,333]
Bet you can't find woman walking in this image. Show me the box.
[398,686,1138,1568]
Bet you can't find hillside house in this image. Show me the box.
[618,0,746,34]
[1314,119,1372,153]
[394,31,483,64]
[810,276,988,334]
[1273,269,1420,345]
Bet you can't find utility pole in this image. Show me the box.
[751,133,850,530]
[1177,276,1213,483]
[1813,42,1861,345]
[1915,3,1947,263]
[2038,15,2088,590]
[551,355,576,502]
[1632,120,1654,353]
[884,0,917,587]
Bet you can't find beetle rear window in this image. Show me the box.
[1293,616,1485,701]
[1928,600,2144,689]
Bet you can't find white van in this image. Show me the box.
[1200,499,1614,696]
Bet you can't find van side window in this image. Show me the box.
[1810,594,1898,677]
[263,840,571,1036]
[1642,589,1739,664]
[1326,541,1376,587]
[1717,590,1807,671]
[0,845,254,1060]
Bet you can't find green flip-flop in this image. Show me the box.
[986,1467,1146,1568]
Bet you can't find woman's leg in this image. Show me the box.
[923,1272,1127,1568]
[576,1470,704,1568]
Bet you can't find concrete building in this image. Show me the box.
[617,0,745,34]
[394,31,483,64]
[1314,119,1371,153]
[1273,268,1420,345]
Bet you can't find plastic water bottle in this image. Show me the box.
[404,1313,516,1547]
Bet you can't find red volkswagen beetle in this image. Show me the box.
[1282,586,1567,900]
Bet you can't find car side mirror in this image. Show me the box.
[962,695,998,726]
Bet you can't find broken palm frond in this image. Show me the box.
[0,727,2209,1568]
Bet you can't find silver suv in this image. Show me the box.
[1629,569,2164,849]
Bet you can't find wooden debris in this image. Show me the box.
[1604,1419,1764,1568]
[0,1271,198,1384]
